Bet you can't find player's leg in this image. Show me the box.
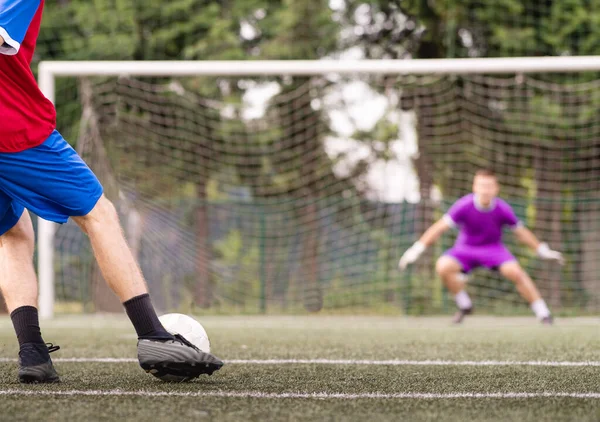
[72,196,223,378]
[436,254,473,323]
[71,196,173,337]
[481,245,552,324]
[0,209,37,311]
[499,261,552,324]
[75,196,224,376]
[0,131,166,336]
[71,196,151,304]
[436,255,466,294]
[0,130,223,379]
[0,202,59,383]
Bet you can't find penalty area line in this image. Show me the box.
[0,389,598,399]
[0,358,598,367]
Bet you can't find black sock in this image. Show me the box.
[123,294,173,340]
[10,306,45,347]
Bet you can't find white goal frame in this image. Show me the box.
[37,55,600,319]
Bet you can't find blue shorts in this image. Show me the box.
[0,130,104,235]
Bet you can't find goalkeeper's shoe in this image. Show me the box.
[541,315,554,325]
[452,307,473,324]
[137,335,224,382]
[18,343,60,384]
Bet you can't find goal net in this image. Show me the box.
[41,59,600,316]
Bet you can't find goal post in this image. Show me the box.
[37,56,600,319]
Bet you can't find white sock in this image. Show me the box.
[531,299,551,319]
[455,291,472,310]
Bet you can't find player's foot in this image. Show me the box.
[541,315,554,325]
[137,335,224,382]
[18,343,60,384]
[452,307,473,324]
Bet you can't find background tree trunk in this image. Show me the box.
[302,199,322,312]
[194,179,211,308]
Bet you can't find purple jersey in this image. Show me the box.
[443,194,520,247]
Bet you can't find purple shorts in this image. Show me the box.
[444,244,516,273]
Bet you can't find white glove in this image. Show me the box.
[537,242,565,265]
[399,241,426,270]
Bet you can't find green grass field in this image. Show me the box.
[0,315,598,421]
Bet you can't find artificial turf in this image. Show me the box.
[0,315,598,421]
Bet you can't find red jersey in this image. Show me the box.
[0,0,56,152]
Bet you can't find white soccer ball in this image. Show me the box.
[158,313,211,353]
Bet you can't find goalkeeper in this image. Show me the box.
[398,170,563,324]
[0,0,222,383]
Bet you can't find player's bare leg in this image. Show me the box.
[72,195,148,302]
[72,195,223,378]
[0,211,59,383]
[436,256,473,324]
[499,261,553,324]
[0,212,37,311]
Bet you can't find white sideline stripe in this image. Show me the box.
[0,357,137,363]
[225,359,600,367]
[0,358,599,366]
[0,389,598,399]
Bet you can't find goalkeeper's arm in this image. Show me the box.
[398,218,451,270]
[513,226,564,265]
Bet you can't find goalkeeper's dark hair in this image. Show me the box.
[475,169,497,179]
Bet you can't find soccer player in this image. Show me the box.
[398,169,564,324]
[0,0,223,383]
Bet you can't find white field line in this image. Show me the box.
[0,389,598,399]
[224,359,600,367]
[0,358,599,366]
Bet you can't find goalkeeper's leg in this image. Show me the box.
[435,256,473,323]
[499,261,553,324]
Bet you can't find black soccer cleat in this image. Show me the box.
[18,343,60,384]
[452,307,473,324]
[541,315,554,325]
[138,334,224,382]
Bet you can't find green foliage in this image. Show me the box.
[261,0,338,59]
[342,0,600,59]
